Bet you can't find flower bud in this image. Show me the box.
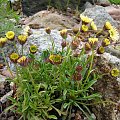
[102,38,110,47]
[85,42,91,51]
[45,27,51,34]
[60,29,67,39]
[0,37,7,48]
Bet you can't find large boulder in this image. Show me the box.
[81,6,118,28]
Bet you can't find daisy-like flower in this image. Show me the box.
[80,14,93,24]
[97,46,105,54]
[102,38,110,47]
[88,38,98,45]
[45,27,51,34]
[0,37,7,48]
[29,45,38,54]
[49,54,62,65]
[17,56,28,66]
[81,25,88,32]
[109,26,119,42]
[104,21,112,30]
[9,53,19,63]
[60,29,67,39]
[110,68,119,77]
[90,21,97,30]
[18,35,27,45]
[6,31,15,40]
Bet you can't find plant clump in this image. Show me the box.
[1,14,120,120]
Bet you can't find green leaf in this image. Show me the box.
[84,80,97,91]
[48,115,57,119]
[63,89,67,100]
[51,105,66,116]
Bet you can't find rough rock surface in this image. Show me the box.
[23,11,77,30]
[82,6,118,28]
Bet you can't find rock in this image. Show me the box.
[81,6,118,28]
[23,11,77,30]
[21,0,96,16]
[0,75,6,89]
[17,28,72,55]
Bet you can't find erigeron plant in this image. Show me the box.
[0,14,120,120]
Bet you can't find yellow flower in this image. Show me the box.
[91,21,97,30]
[88,38,98,45]
[80,14,93,23]
[45,27,51,34]
[0,37,7,48]
[29,45,38,54]
[60,29,67,39]
[97,46,105,54]
[18,35,27,45]
[9,53,19,63]
[49,54,62,65]
[102,38,110,47]
[17,56,28,66]
[109,26,119,42]
[111,68,119,77]
[104,21,112,30]
[81,25,88,32]
[85,42,91,51]
[6,31,15,40]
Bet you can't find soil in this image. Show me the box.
[0,82,11,98]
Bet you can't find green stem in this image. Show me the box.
[84,50,94,83]
[27,67,37,93]
[1,49,14,77]
[13,41,18,53]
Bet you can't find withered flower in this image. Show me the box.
[18,35,27,45]
[45,27,51,34]
[29,45,38,54]
[61,41,67,48]
[0,37,7,48]
[60,29,67,39]
[73,72,82,81]
[49,54,62,65]
[71,40,79,50]
[76,65,82,72]
[97,46,105,54]
[6,31,15,41]
[9,53,19,63]
[72,27,79,34]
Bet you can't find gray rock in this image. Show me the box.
[82,6,118,28]
[17,28,72,56]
